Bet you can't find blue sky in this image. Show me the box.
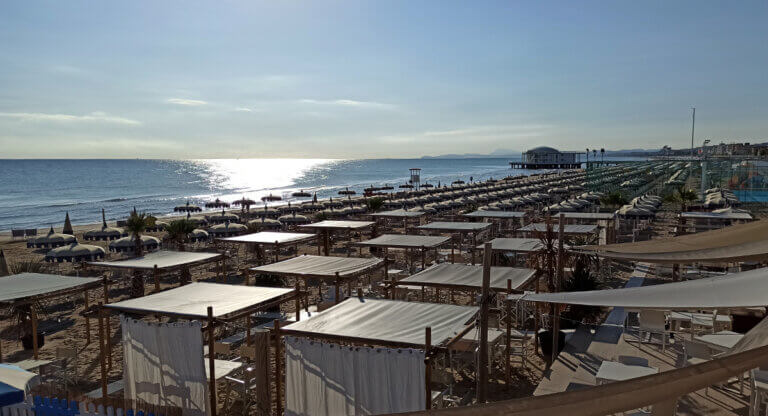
[1,1,766,158]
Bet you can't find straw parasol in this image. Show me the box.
[205,198,230,209]
[398,183,414,189]
[206,209,240,224]
[451,180,465,185]
[0,249,9,277]
[421,183,434,188]
[262,194,282,202]
[338,187,356,196]
[247,218,283,231]
[62,212,74,235]
[45,242,105,262]
[208,222,248,236]
[27,227,76,249]
[278,212,311,225]
[84,209,127,241]
[232,197,256,208]
[292,189,312,198]
[173,201,202,213]
[109,235,161,253]
[380,184,394,190]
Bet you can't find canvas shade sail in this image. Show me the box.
[372,210,426,218]
[106,282,294,318]
[463,211,526,219]
[510,267,768,310]
[251,255,383,279]
[517,224,597,234]
[300,220,374,230]
[353,234,451,249]
[218,231,316,245]
[398,263,536,292]
[418,222,491,232]
[88,250,223,271]
[282,298,478,347]
[0,273,100,303]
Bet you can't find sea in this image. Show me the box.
[0,157,641,231]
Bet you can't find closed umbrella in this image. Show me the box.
[62,212,74,235]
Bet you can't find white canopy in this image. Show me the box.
[282,298,478,347]
[372,210,426,218]
[218,231,316,245]
[480,238,553,253]
[0,273,101,303]
[510,267,768,310]
[418,222,491,232]
[250,254,384,279]
[518,223,597,235]
[353,234,451,249]
[300,220,374,230]
[105,282,294,319]
[88,250,223,271]
[397,263,536,292]
[463,211,526,219]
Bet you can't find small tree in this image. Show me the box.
[124,210,154,298]
[365,197,385,213]
[599,191,628,209]
[164,219,196,252]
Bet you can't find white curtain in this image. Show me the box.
[121,316,209,416]
[284,337,425,416]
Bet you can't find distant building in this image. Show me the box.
[510,146,583,169]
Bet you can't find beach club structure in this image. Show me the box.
[11,163,768,415]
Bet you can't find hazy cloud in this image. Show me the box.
[298,99,395,110]
[0,111,141,125]
[166,98,207,106]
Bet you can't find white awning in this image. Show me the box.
[282,298,478,347]
[352,234,451,249]
[418,222,491,232]
[510,267,768,310]
[300,220,374,230]
[218,231,316,245]
[88,250,223,271]
[463,211,526,219]
[250,255,384,279]
[105,282,294,318]
[398,263,536,292]
[518,223,597,234]
[0,273,101,303]
[372,210,426,218]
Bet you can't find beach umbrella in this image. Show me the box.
[380,184,394,191]
[247,218,282,230]
[84,209,126,241]
[0,364,40,406]
[451,180,465,185]
[256,204,280,219]
[279,212,311,225]
[262,194,282,202]
[292,189,312,198]
[208,222,248,236]
[26,227,76,249]
[109,235,161,253]
[398,184,414,189]
[204,198,230,209]
[0,250,9,277]
[364,185,380,193]
[183,211,208,227]
[62,212,74,235]
[232,197,256,208]
[188,228,209,242]
[420,183,434,188]
[173,201,202,213]
[45,242,105,262]
[206,209,240,224]
[338,187,356,196]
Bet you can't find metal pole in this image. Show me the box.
[690,107,696,179]
[477,242,492,403]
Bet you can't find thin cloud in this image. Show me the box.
[234,107,254,112]
[166,98,207,106]
[298,99,395,110]
[0,111,141,125]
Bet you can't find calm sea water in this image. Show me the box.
[0,158,540,231]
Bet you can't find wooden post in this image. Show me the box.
[245,268,251,285]
[295,282,302,321]
[207,307,217,416]
[153,264,160,291]
[106,312,112,370]
[274,241,280,263]
[323,230,331,256]
[274,320,282,416]
[551,213,565,365]
[424,327,432,411]
[421,246,426,269]
[506,278,512,386]
[31,306,39,360]
[97,304,108,402]
[316,234,322,255]
[334,272,341,304]
[103,276,109,304]
[477,242,492,403]
[451,236,455,264]
[84,290,91,344]
[246,314,252,346]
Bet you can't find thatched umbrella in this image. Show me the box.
[208,222,248,237]
[398,184,414,189]
[364,185,380,193]
[0,249,9,276]
[421,183,434,188]
[262,194,282,202]
[338,187,356,196]
[247,218,282,231]
[27,227,76,248]
[84,209,126,241]
[292,189,311,198]
[451,180,465,185]
[206,209,240,224]
[380,184,394,191]
[109,235,161,253]
[278,212,311,225]
[173,201,202,213]
[63,212,74,235]
[205,198,230,209]
[45,242,105,262]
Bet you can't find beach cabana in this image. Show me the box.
[88,250,225,292]
[417,222,492,263]
[278,297,478,414]
[45,242,105,262]
[0,273,103,361]
[299,220,375,256]
[207,222,247,237]
[394,263,536,301]
[218,231,316,264]
[250,254,385,302]
[26,227,76,249]
[351,234,451,270]
[101,282,300,416]
[108,235,161,253]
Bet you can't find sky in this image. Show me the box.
[0,0,767,159]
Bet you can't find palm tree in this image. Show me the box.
[663,186,698,211]
[124,210,154,298]
[164,219,196,251]
[599,191,628,209]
